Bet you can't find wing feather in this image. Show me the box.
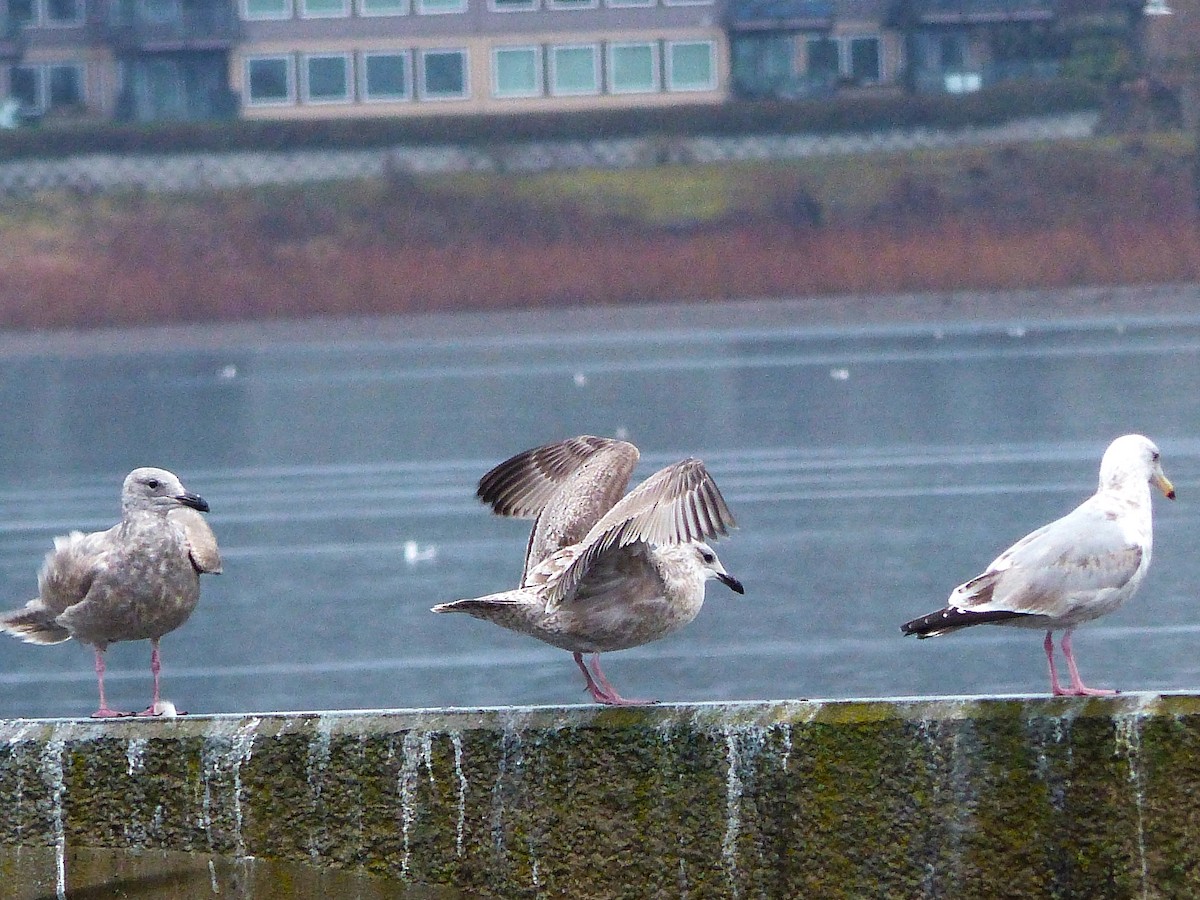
[539,458,736,612]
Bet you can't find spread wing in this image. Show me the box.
[477,436,637,518]
[478,435,641,578]
[537,457,736,612]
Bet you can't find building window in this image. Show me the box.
[847,36,881,84]
[139,0,181,23]
[300,0,347,15]
[9,0,35,26]
[45,0,83,24]
[606,0,652,7]
[245,55,294,105]
[243,0,292,18]
[549,44,598,95]
[359,0,406,13]
[491,0,536,9]
[493,46,541,98]
[361,51,411,100]
[805,37,839,80]
[303,53,351,102]
[9,66,39,111]
[666,40,715,91]
[415,0,465,12]
[47,63,84,106]
[608,42,657,94]
[420,49,467,99]
[547,0,595,8]
[8,62,85,112]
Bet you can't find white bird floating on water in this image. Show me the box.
[432,435,743,706]
[901,434,1175,696]
[0,467,221,718]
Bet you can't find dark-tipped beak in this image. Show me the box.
[1154,472,1176,501]
[177,491,210,513]
[719,573,745,595]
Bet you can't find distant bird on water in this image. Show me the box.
[901,435,1175,696]
[433,436,744,706]
[0,467,221,717]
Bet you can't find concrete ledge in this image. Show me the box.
[2,694,1198,898]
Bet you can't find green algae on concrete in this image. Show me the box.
[2,695,1199,898]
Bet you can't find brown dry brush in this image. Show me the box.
[4,217,1200,329]
[2,157,1200,329]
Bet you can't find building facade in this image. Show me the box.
[0,0,1183,122]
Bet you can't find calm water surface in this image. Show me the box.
[2,297,1199,718]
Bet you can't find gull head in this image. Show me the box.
[692,543,745,595]
[123,467,210,515]
[1099,434,1175,500]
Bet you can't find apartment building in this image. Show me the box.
[0,0,1180,122]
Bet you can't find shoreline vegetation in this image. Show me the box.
[2,133,1196,331]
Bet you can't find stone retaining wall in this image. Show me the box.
[0,113,1098,195]
[1,692,1197,898]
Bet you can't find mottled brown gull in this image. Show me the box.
[901,434,1175,696]
[433,436,743,706]
[0,467,221,717]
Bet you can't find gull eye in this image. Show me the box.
[146,478,160,489]
[700,549,715,564]
[1152,451,1160,462]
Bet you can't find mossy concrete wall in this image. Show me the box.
[2,694,1199,899]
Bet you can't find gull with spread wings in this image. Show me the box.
[433,436,743,706]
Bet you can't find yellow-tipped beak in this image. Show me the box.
[1154,472,1176,500]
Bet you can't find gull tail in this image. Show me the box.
[900,606,1035,638]
[432,590,529,616]
[0,600,71,645]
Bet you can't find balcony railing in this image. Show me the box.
[94,0,241,51]
[727,0,835,31]
[903,0,1055,23]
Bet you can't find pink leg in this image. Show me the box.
[137,639,182,716]
[1061,629,1117,697]
[1044,631,1069,697]
[587,653,655,707]
[90,648,131,718]
[574,652,615,704]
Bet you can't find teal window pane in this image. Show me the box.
[244,0,289,18]
[306,56,348,100]
[361,0,405,12]
[247,57,290,102]
[610,43,655,93]
[364,54,409,99]
[495,48,539,97]
[422,50,466,98]
[669,42,713,90]
[302,0,344,14]
[417,0,465,12]
[552,46,596,94]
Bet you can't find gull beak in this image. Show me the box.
[177,491,210,513]
[1153,471,1176,500]
[718,573,745,595]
